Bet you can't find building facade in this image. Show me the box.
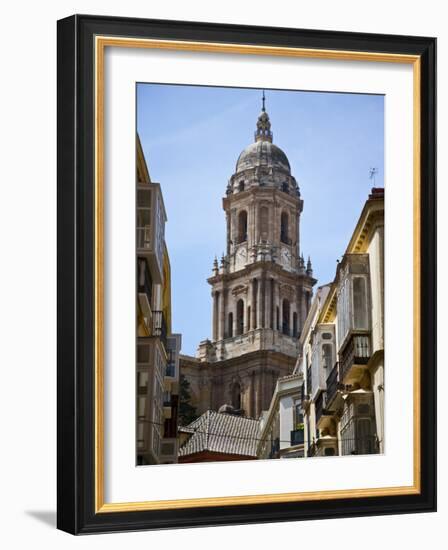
[257,189,384,460]
[180,98,316,420]
[257,373,305,459]
[299,188,385,457]
[136,135,182,465]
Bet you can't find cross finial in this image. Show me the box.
[262,90,266,112]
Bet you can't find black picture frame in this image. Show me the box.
[57,14,436,534]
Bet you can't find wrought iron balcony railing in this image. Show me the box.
[339,332,371,382]
[341,435,379,456]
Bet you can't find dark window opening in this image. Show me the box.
[282,299,290,335]
[236,299,244,335]
[232,382,241,410]
[237,210,248,243]
[280,212,291,244]
[227,312,233,338]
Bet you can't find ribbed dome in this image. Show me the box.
[235,140,291,174]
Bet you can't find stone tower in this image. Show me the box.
[181,94,316,420]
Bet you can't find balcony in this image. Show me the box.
[137,258,153,299]
[325,362,339,408]
[165,363,175,378]
[341,435,379,456]
[152,310,168,351]
[136,225,163,284]
[339,332,371,384]
[290,429,304,446]
[163,395,172,419]
[315,390,335,431]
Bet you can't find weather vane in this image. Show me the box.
[369,167,378,185]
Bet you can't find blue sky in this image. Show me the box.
[137,84,384,355]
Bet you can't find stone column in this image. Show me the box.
[219,289,226,340]
[256,372,262,417]
[230,208,236,252]
[245,296,250,333]
[254,203,259,245]
[273,280,279,330]
[257,276,264,329]
[212,291,219,341]
[252,278,258,329]
[250,200,256,248]
[266,277,272,330]
[280,294,284,335]
[289,306,293,338]
[250,371,256,418]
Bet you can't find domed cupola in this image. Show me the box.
[229,92,297,195]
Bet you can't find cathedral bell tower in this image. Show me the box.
[183,93,317,420]
[205,93,316,363]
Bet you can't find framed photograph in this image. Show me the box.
[57,14,436,534]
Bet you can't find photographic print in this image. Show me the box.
[135,84,385,466]
[58,16,436,533]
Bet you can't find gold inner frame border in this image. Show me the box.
[94,36,421,513]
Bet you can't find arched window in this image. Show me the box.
[259,206,269,241]
[232,382,241,410]
[322,343,333,369]
[227,312,233,338]
[282,299,290,335]
[353,277,368,329]
[292,312,298,337]
[247,306,251,331]
[237,210,248,243]
[280,212,290,244]
[236,299,244,335]
[282,181,289,193]
[238,180,245,192]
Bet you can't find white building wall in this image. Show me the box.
[368,225,384,354]
[372,360,385,452]
[279,395,295,450]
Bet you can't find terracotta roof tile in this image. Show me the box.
[179,411,260,458]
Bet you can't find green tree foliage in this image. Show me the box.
[178,374,197,426]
